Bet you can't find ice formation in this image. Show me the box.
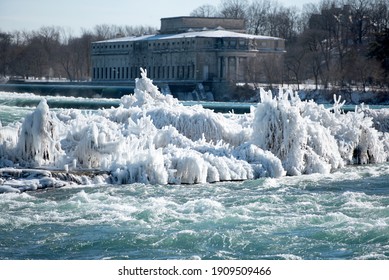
[1,68,389,191]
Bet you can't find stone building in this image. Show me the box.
[91,17,285,100]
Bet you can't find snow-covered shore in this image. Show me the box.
[298,89,389,105]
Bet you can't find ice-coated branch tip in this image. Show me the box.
[140,68,148,79]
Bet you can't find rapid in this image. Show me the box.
[1,69,389,259]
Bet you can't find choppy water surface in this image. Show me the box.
[1,163,388,260]
[1,82,389,260]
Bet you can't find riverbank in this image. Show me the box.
[298,89,389,105]
[1,81,389,105]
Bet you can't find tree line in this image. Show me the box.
[1,0,388,90]
[0,25,157,82]
[193,0,389,90]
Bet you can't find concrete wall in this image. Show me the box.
[160,17,246,34]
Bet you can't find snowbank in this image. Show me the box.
[1,68,389,191]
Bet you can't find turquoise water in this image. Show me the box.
[1,163,389,260]
[1,92,389,260]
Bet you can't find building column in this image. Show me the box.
[235,56,239,81]
[228,57,235,81]
[223,56,228,80]
[218,57,222,79]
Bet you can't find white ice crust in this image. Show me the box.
[1,69,388,191]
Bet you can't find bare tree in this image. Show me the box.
[262,53,283,88]
[0,31,12,77]
[285,41,307,89]
[272,6,300,41]
[369,27,389,83]
[59,30,94,81]
[219,0,248,19]
[190,4,218,17]
[93,24,118,41]
[246,0,272,35]
[344,50,383,91]
[299,29,328,89]
[369,0,389,34]
[124,25,157,36]
[34,26,64,79]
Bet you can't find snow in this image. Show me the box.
[1,68,389,191]
[95,29,281,44]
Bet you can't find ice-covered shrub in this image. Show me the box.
[17,99,64,167]
[253,88,387,175]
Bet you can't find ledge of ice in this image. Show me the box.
[1,68,389,192]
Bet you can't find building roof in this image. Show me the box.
[94,29,283,44]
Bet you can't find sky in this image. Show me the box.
[0,0,318,35]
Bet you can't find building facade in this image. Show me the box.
[91,17,285,98]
